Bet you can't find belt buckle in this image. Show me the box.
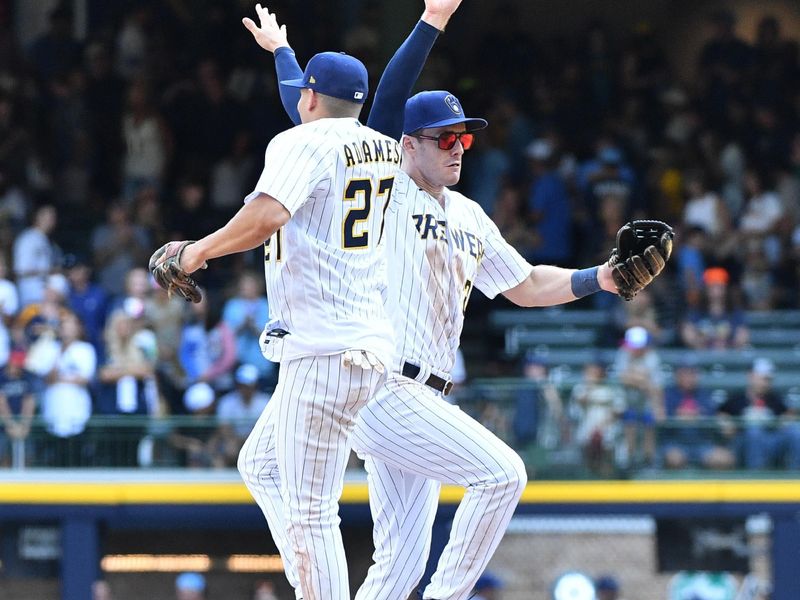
[442,380,454,396]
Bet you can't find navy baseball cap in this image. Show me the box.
[281,52,368,104]
[403,91,488,134]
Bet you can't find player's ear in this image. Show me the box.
[401,134,416,154]
[307,89,319,112]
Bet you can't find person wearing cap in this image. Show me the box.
[718,358,800,469]
[156,4,471,599]
[175,571,206,600]
[206,364,270,467]
[0,349,37,467]
[681,267,749,350]
[613,326,664,468]
[254,3,668,599]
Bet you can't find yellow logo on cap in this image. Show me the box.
[309,76,316,84]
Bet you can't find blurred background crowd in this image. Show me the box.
[1,0,800,478]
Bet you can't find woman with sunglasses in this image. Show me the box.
[244,4,641,600]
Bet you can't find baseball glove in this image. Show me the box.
[148,241,205,303]
[608,220,673,301]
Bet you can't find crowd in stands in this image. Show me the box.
[1,2,800,473]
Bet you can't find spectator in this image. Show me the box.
[513,353,562,449]
[525,138,572,265]
[473,572,503,600]
[661,360,735,470]
[738,168,784,263]
[570,358,624,476]
[28,4,82,81]
[179,297,236,390]
[13,205,59,307]
[175,571,206,600]
[0,252,19,324]
[64,253,107,354]
[676,226,707,307]
[91,203,150,296]
[97,303,158,417]
[17,274,72,373]
[222,272,272,384]
[206,364,270,468]
[492,183,537,259]
[121,78,172,201]
[0,350,37,467]
[613,326,664,467]
[681,267,749,349]
[41,313,96,466]
[718,358,800,469]
[210,131,258,214]
[169,382,216,468]
[682,170,727,237]
[583,147,635,229]
[594,575,621,600]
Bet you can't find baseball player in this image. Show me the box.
[245,4,671,600]
[151,50,404,600]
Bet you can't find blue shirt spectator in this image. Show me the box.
[222,272,272,380]
[65,255,108,355]
[526,139,572,264]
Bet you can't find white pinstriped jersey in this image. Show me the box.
[245,117,402,365]
[384,170,532,377]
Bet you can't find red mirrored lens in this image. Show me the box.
[437,132,458,150]
[437,132,475,150]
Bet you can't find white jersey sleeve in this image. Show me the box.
[472,208,533,299]
[245,128,334,216]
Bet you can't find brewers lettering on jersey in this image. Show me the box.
[241,4,636,600]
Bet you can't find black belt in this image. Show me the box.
[401,362,453,396]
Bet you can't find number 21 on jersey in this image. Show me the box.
[342,176,394,249]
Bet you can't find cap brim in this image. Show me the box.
[280,78,307,89]
[410,117,488,133]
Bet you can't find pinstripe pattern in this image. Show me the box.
[239,354,384,600]
[354,456,440,600]
[239,118,403,600]
[246,118,402,368]
[384,171,532,377]
[351,375,527,600]
[346,173,533,600]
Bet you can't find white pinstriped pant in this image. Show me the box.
[238,354,384,600]
[351,374,527,600]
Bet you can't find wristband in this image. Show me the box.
[571,266,601,298]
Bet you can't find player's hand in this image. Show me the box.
[421,0,463,31]
[242,4,289,53]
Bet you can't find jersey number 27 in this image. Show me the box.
[343,176,394,249]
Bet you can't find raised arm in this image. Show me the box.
[243,4,303,125]
[367,0,463,139]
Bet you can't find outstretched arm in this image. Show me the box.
[243,4,302,125]
[368,0,463,139]
[503,263,617,308]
